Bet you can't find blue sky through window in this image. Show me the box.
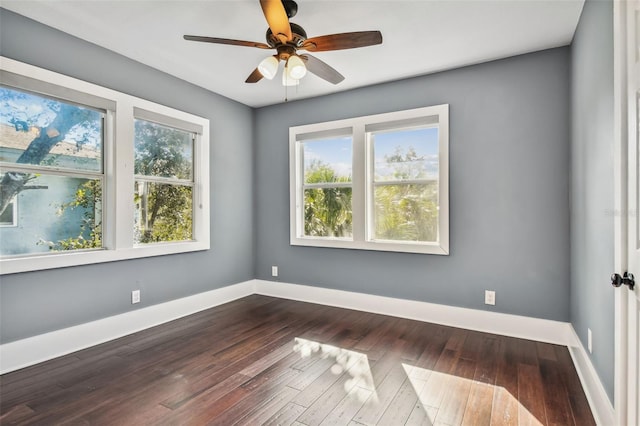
[373,127,439,181]
[0,87,102,151]
[301,126,438,182]
[303,136,352,180]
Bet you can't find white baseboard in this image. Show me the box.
[2,278,611,426]
[567,326,616,426]
[254,279,572,345]
[0,280,255,374]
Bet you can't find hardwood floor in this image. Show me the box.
[0,295,595,425]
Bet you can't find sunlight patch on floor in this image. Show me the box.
[291,338,544,424]
[402,363,543,425]
[293,337,377,403]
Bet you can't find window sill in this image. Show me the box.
[290,236,449,255]
[0,240,210,275]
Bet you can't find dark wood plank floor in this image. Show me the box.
[0,295,595,425]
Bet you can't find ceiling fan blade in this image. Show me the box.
[302,31,383,52]
[300,54,345,85]
[184,35,271,49]
[260,0,292,42]
[245,68,264,83]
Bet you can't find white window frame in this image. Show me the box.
[0,198,18,227]
[290,105,449,255]
[0,57,210,274]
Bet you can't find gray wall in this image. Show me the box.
[254,48,572,321]
[570,0,615,402]
[0,9,255,343]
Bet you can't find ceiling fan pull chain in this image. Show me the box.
[284,63,288,102]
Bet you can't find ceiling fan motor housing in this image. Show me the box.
[266,22,307,52]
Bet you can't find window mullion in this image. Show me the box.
[0,164,104,179]
[365,128,375,242]
[351,123,366,244]
[373,179,436,186]
[134,175,194,186]
[303,182,353,190]
[111,102,135,250]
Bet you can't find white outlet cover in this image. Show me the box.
[132,290,141,304]
[272,266,278,277]
[484,290,496,305]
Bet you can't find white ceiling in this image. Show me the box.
[2,0,585,108]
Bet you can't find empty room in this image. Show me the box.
[0,0,638,425]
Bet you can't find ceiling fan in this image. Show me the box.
[183,0,383,86]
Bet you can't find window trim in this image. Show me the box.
[290,105,449,255]
[0,57,210,274]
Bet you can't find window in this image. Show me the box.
[0,83,106,257]
[0,58,209,274]
[301,132,353,239]
[133,114,196,244]
[290,105,449,255]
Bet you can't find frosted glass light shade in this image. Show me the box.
[287,55,307,80]
[258,56,279,80]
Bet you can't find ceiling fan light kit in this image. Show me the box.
[183,0,382,87]
[258,55,279,80]
[286,55,307,79]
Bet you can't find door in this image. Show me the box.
[626,0,640,420]
[614,1,640,424]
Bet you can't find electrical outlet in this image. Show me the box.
[484,290,496,305]
[132,289,141,304]
[271,266,278,277]
[588,328,593,353]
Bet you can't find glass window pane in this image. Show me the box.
[371,127,438,181]
[304,187,352,238]
[134,181,193,244]
[374,183,438,243]
[303,137,352,184]
[134,119,193,180]
[0,86,103,172]
[0,172,102,255]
